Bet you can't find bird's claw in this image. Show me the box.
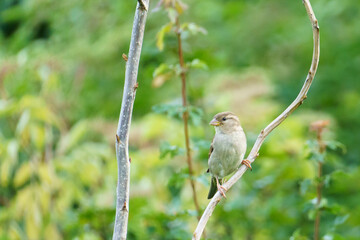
[241,159,252,171]
[218,185,227,198]
[216,177,227,198]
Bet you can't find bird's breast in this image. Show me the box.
[208,131,246,178]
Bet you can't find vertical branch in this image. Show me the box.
[192,0,320,239]
[112,1,149,240]
[314,159,322,240]
[311,120,329,240]
[175,17,201,219]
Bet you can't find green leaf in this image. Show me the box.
[334,214,349,226]
[152,103,184,121]
[0,5,25,22]
[152,63,175,87]
[325,140,346,154]
[174,0,188,14]
[167,171,186,198]
[323,233,347,240]
[156,22,173,51]
[192,139,211,151]
[195,174,209,187]
[167,8,178,23]
[181,22,207,35]
[322,203,342,214]
[323,174,331,188]
[300,179,312,195]
[14,162,32,187]
[57,120,89,154]
[290,229,309,240]
[187,59,208,70]
[253,176,275,189]
[0,99,17,117]
[15,109,31,136]
[30,123,45,150]
[153,64,171,78]
[7,140,19,162]
[187,106,203,125]
[152,104,203,125]
[159,142,184,159]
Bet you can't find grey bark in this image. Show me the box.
[112,1,149,240]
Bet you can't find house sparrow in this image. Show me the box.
[207,112,251,199]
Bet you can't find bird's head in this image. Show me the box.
[209,111,242,133]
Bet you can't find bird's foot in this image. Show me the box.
[241,159,252,171]
[218,185,227,198]
[216,177,227,198]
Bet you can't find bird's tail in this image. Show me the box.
[207,177,221,199]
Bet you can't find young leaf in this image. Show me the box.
[174,0,188,14]
[187,59,208,70]
[152,63,174,87]
[156,22,173,51]
[181,22,207,35]
[167,8,178,23]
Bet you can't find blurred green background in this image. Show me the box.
[1,0,359,239]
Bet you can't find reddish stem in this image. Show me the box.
[175,18,201,220]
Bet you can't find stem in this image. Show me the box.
[175,17,201,220]
[314,161,322,240]
[112,1,149,240]
[192,0,320,238]
[314,128,325,240]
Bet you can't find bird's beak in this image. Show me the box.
[209,119,221,126]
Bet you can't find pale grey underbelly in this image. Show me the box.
[208,147,242,178]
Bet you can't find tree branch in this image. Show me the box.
[192,0,320,239]
[112,1,149,240]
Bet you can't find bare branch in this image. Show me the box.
[192,0,320,239]
[112,0,150,240]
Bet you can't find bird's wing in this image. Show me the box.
[206,137,215,173]
[208,136,214,159]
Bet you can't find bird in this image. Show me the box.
[207,111,251,199]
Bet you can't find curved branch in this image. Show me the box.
[192,0,319,239]
[112,1,149,240]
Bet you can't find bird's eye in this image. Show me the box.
[222,117,226,121]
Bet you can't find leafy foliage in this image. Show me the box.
[1,0,360,239]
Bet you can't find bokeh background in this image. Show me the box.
[1,0,359,239]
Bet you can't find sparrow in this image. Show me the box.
[207,112,251,199]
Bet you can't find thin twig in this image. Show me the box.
[311,120,328,240]
[112,1,149,240]
[314,160,322,240]
[173,9,205,237]
[192,0,320,239]
[175,17,202,220]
